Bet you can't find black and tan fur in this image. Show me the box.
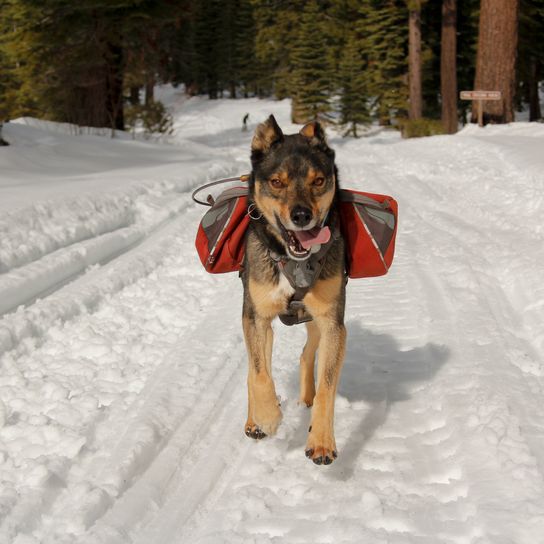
[241,115,346,465]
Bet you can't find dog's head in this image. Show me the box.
[249,115,338,261]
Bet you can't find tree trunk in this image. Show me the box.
[408,2,423,120]
[106,43,125,133]
[129,86,140,106]
[441,0,457,133]
[145,78,155,106]
[529,58,542,121]
[473,0,520,124]
[291,96,308,124]
[0,123,9,146]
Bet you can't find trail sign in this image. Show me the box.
[460,90,502,127]
[460,91,502,101]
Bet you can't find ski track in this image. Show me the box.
[0,160,240,357]
[1,103,544,543]
[0,192,190,316]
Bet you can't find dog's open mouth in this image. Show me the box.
[278,221,331,259]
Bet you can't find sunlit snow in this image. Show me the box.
[1,88,544,543]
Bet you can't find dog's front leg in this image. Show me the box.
[242,312,282,439]
[304,276,346,465]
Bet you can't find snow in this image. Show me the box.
[1,86,544,543]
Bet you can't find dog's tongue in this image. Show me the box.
[294,226,331,249]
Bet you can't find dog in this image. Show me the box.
[241,115,346,465]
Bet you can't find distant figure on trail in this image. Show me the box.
[242,113,249,132]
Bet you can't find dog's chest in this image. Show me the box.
[269,274,295,304]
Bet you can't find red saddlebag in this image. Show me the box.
[338,189,398,278]
[195,186,249,273]
[195,186,398,278]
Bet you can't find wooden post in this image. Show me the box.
[477,100,483,127]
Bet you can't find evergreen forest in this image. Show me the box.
[0,0,543,138]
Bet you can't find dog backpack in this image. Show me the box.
[194,181,398,278]
[339,189,398,278]
[195,186,250,273]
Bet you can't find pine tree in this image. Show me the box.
[3,1,128,129]
[167,14,198,91]
[250,0,300,98]
[0,3,15,144]
[289,0,333,123]
[217,0,238,98]
[1,0,190,131]
[193,0,224,98]
[324,0,359,93]
[214,0,257,99]
[363,0,408,125]
[338,31,371,137]
[235,0,259,97]
[123,2,192,103]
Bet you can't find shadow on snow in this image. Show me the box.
[285,319,450,479]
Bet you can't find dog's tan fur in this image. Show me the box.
[242,115,346,465]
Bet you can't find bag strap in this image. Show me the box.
[192,174,250,206]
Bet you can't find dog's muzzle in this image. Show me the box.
[276,215,331,260]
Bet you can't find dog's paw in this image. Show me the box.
[245,423,266,440]
[305,432,337,465]
[253,404,282,436]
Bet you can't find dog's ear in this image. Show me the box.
[299,121,327,145]
[300,121,335,159]
[251,115,284,155]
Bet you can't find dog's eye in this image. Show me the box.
[313,177,325,187]
[269,178,283,189]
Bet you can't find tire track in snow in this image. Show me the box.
[149,243,474,543]
[414,254,544,542]
[373,152,544,542]
[0,174,237,358]
[0,208,186,357]
[38,277,247,543]
[0,193,191,317]
[0,199,240,542]
[0,153,241,355]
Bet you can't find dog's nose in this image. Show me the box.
[290,206,313,227]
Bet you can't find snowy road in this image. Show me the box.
[1,94,544,543]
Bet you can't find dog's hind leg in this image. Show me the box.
[300,320,320,407]
[243,314,282,438]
